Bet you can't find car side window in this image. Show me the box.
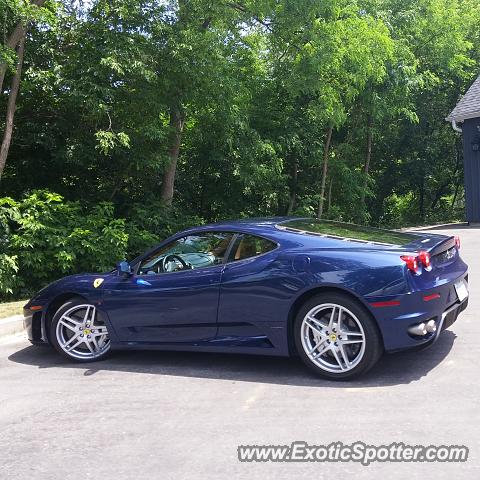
[138,232,234,275]
[229,234,276,262]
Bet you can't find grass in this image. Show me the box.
[0,300,27,319]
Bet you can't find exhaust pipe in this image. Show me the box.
[425,319,437,333]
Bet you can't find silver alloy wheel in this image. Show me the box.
[55,304,110,360]
[300,303,366,373]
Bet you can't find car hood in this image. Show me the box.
[28,271,115,304]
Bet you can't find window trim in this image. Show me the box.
[224,233,280,265]
[134,230,237,276]
[132,230,280,275]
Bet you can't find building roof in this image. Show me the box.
[446,74,480,122]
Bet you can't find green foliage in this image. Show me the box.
[124,201,205,258]
[1,0,479,298]
[0,190,209,299]
[0,191,130,298]
[0,0,56,74]
[0,253,18,295]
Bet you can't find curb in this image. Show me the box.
[402,222,469,232]
[0,315,25,338]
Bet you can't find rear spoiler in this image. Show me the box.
[403,233,455,255]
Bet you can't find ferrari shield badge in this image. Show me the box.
[93,278,104,288]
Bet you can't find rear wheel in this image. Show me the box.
[50,298,111,362]
[294,293,383,380]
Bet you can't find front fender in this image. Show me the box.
[25,273,115,344]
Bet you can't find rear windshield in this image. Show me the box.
[278,219,418,246]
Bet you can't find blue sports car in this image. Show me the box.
[23,218,469,379]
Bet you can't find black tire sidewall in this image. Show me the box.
[294,292,383,380]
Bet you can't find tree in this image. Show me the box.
[0,0,479,233]
[253,1,394,218]
[0,28,25,180]
[0,0,48,181]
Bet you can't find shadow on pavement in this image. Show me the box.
[8,330,456,388]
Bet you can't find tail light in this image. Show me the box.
[401,255,419,274]
[418,250,431,270]
[454,235,461,249]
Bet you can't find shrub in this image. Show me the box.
[0,191,129,299]
[0,190,207,300]
[0,254,19,296]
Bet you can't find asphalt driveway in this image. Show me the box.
[0,226,479,479]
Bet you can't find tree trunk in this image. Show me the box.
[431,139,461,210]
[419,175,425,221]
[0,24,25,94]
[0,31,26,181]
[160,106,185,205]
[0,0,45,94]
[360,115,373,207]
[451,178,461,211]
[317,125,333,219]
[327,177,333,213]
[286,159,298,215]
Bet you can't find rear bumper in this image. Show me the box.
[369,273,469,352]
[441,297,468,331]
[388,297,468,353]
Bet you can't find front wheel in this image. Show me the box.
[294,293,383,380]
[50,298,111,362]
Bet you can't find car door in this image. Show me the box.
[217,234,283,340]
[103,231,234,344]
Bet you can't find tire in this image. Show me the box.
[294,292,383,380]
[50,297,111,362]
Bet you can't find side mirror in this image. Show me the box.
[116,260,132,277]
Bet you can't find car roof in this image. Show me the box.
[182,217,295,236]
[180,217,427,249]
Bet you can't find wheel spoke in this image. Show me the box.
[66,338,84,351]
[84,340,94,354]
[90,335,100,351]
[312,343,331,359]
[307,315,328,329]
[330,347,346,371]
[83,305,95,325]
[59,318,78,332]
[97,335,106,349]
[82,306,90,324]
[338,344,350,368]
[328,307,337,329]
[63,333,79,348]
[337,307,344,327]
[337,309,344,331]
[305,318,325,337]
[61,315,80,327]
[339,330,363,337]
[341,339,363,345]
[307,337,327,355]
[92,326,108,336]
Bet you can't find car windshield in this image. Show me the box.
[278,219,419,246]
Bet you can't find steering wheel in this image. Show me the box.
[162,254,189,273]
